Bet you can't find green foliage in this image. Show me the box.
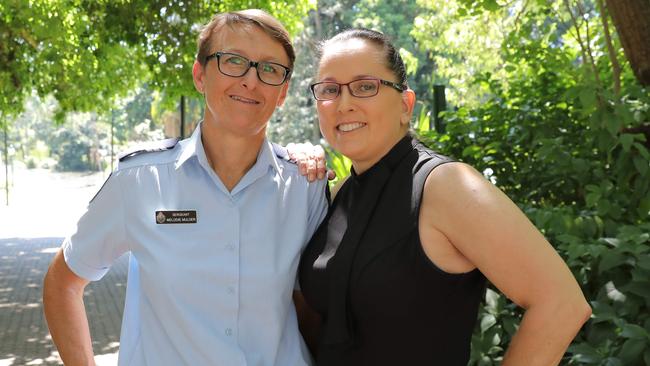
[415,3,650,364]
[1,0,313,123]
[49,113,108,172]
[1,0,146,120]
[325,146,352,187]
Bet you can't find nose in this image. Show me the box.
[240,66,259,89]
[336,85,356,113]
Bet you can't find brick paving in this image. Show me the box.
[0,167,125,365]
[0,238,127,365]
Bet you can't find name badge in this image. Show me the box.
[155,210,197,224]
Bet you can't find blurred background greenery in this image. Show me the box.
[1,0,649,364]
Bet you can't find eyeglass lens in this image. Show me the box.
[313,80,380,100]
[218,53,287,85]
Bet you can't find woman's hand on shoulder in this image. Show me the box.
[287,142,336,182]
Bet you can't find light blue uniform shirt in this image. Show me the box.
[63,123,328,365]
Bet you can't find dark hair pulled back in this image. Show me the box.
[318,28,407,86]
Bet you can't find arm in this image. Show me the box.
[421,163,591,366]
[43,249,96,366]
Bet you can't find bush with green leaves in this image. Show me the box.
[414,7,650,364]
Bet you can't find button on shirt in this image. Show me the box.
[62,123,328,365]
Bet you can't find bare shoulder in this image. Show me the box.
[423,162,500,208]
[421,161,520,240]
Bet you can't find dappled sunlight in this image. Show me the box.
[0,237,127,363]
[38,248,59,254]
[0,358,15,366]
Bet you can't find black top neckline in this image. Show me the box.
[350,134,413,185]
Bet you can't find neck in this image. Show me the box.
[201,121,265,191]
[351,132,409,175]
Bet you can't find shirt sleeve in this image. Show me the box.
[305,178,329,242]
[62,171,129,281]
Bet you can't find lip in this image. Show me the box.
[336,121,367,133]
[229,94,260,105]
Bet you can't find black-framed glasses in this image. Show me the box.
[205,51,291,86]
[310,78,406,101]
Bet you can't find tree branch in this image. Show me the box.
[563,0,604,106]
[576,1,604,93]
[596,0,621,96]
[513,0,530,28]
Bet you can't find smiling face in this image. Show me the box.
[192,24,290,140]
[315,38,415,173]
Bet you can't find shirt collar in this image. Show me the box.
[175,122,205,170]
[175,121,284,180]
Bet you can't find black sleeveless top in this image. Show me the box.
[298,135,486,366]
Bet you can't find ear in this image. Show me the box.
[276,80,290,107]
[192,60,206,94]
[400,89,416,126]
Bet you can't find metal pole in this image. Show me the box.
[111,109,115,172]
[3,121,9,206]
[180,95,186,139]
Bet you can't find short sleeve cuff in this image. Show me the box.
[62,238,110,281]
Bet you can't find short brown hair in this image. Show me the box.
[196,9,295,71]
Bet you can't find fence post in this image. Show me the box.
[432,84,447,133]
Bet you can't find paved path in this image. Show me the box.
[0,167,126,365]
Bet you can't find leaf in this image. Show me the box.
[585,192,601,207]
[621,324,650,340]
[633,156,649,175]
[568,342,601,363]
[620,133,634,152]
[462,145,481,158]
[591,301,617,323]
[579,88,597,110]
[596,199,611,216]
[615,104,635,124]
[637,256,650,271]
[602,357,624,366]
[604,113,621,136]
[599,251,627,274]
[480,314,497,333]
[618,339,646,364]
[622,281,650,301]
[634,142,650,160]
[601,237,620,247]
[502,316,518,336]
[485,288,500,313]
[482,0,501,12]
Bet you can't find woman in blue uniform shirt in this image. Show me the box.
[44,9,328,366]
[297,28,591,366]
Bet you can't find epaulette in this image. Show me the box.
[271,142,296,163]
[118,137,180,162]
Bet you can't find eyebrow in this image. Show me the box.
[220,49,286,64]
[320,74,378,82]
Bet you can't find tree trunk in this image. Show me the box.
[605,0,650,86]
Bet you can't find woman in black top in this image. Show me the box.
[296,28,591,366]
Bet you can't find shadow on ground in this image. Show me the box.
[0,237,127,365]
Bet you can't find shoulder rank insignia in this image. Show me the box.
[118,137,180,162]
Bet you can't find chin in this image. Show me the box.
[336,145,363,161]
